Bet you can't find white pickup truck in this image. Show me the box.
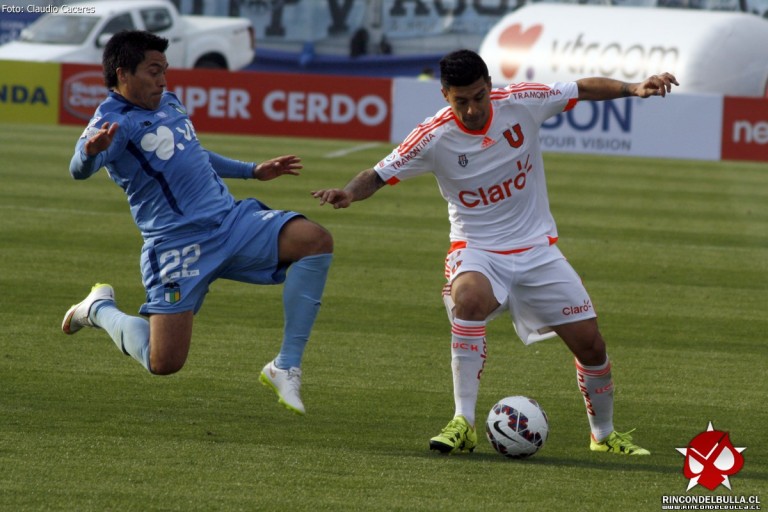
[0,0,255,70]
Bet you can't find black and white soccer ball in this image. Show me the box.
[485,396,549,458]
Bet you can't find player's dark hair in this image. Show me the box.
[439,49,490,89]
[102,30,169,89]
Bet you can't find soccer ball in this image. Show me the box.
[485,396,549,458]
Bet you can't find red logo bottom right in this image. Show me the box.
[677,422,746,491]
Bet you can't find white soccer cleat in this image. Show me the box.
[61,283,115,335]
[259,360,306,415]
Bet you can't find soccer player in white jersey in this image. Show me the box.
[313,49,678,455]
[61,31,333,415]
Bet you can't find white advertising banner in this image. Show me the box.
[539,94,722,160]
[390,77,723,161]
[390,77,447,143]
[479,4,768,98]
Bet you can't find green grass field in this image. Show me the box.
[1,122,766,511]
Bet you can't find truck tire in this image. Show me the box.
[194,54,227,69]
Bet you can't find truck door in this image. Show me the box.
[93,13,135,58]
[140,6,185,68]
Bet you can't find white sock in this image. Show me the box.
[451,318,487,427]
[575,357,614,441]
[92,301,151,372]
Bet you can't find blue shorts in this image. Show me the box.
[139,199,302,315]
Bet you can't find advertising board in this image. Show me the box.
[480,4,768,98]
[390,77,725,161]
[721,97,768,162]
[0,61,759,163]
[59,65,392,141]
[0,60,59,124]
[539,94,722,161]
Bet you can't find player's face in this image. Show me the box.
[116,50,168,110]
[442,77,492,132]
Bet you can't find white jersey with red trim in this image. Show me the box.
[375,81,579,251]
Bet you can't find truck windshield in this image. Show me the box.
[20,15,99,45]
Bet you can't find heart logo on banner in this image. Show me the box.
[498,24,543,80]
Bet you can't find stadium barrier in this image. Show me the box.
[1,60,765,163]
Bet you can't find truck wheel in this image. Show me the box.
[194,55,227,69]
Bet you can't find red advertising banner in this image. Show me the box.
[59,63,105,125]
[59,64,392,142]
[721,97,768,163]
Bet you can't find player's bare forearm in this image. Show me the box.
[346,169,385,201]
[577,73,678,101]
[312,168,385,209]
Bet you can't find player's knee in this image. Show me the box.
[310,224,334,254]
[453,291,495,321]
[280,219,334,259]
[574,333,606,367]
[149,354,186,375]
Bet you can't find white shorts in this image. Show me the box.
[442,243,596,345]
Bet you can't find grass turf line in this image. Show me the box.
[0,123,766,511]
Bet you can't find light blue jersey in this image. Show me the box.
[70,91,253,240]
[70,91,303,315]
[66,60,331,380]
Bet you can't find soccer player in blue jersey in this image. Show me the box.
[61,30,332,415]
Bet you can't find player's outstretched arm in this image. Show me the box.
[311,168,385,209]
[70,121,119,180]
[83,122,119,156]
[631,72,679,98]
[577,73,679,101]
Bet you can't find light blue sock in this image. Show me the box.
[91,301,152,372]
[274,253,332,369]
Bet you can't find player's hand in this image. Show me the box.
[253,155,302,181]
[84,122,118,156]
[634,72,679,98]
[311,188,352,209]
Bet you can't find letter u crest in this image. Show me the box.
[503,124,524,148]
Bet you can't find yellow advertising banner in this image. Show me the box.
[0,60,60,124]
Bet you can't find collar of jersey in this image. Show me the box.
[454,103,494,136]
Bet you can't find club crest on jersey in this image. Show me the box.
[169,103,187,115]
[458,154,468,167]
[164,282,181,304]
